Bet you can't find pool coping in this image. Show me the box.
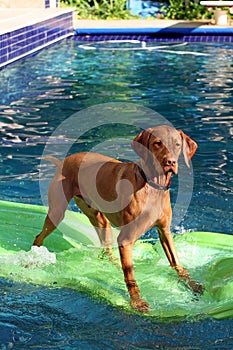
[75,26,233,35]
[0,8,73,35]
[74,19,233,42]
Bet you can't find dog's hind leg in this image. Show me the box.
[74,195,114,259]
[33,177,72,247]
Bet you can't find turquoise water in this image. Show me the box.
[0,39,233,348]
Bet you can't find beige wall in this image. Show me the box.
[0,0,59,7]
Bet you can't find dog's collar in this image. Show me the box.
[147,179,171,191]
[138,166,171,191]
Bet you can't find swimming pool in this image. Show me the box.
[0,39,233,348]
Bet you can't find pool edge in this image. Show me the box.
[0,9,74,69]
[75,24,233,42]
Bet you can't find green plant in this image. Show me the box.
[165,0,211,20]
[60,0,132,19]
[60,0,78,5]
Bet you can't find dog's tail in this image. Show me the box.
[44,156,61,167]
[44,156,65,181]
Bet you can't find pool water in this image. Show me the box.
[0,39,233,349]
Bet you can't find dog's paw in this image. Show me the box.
[99,248,120,268]
[176,267,204,296]
[176,266,190,279]
[188,279,205,295]
[130,298,150,313]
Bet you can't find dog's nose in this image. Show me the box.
[164,157,177,167]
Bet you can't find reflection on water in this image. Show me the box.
[1,278,233,349]
[0,40,232,232]
[0,40,233,349]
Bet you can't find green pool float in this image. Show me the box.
[0,200,232,321]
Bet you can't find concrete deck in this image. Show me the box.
[74,18,233,30]
[0,9,232,36]
[0,8,74,34]
[75,19,211,29]
[74,18,233,39]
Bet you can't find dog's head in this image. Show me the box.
[131,125,197,177]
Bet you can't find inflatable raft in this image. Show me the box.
[0,200,232,321]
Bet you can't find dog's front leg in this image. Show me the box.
[157,225,182,270]
[117,231,149,313]
[157,226,204,294]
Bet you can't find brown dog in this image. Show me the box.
[33,125,203,312]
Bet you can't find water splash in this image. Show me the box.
[4,246,56,269]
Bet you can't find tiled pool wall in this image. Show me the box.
[45,0,59,8]
[75,27,233,43]
[1,18,233,69]
[0,10,73,69]
[75,34,233,43]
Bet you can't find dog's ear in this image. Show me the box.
[178,130,198,168]
[131,129,152,159]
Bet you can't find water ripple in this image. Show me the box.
[0,41,232,235]
[0,39,233,349]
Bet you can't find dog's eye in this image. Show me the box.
[153,140,162,148]
[176,143,181,148]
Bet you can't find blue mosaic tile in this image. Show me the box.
[45,0,59,7]
[0,11,73,68]
[75,32,233,43]
[75,25,233,43]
